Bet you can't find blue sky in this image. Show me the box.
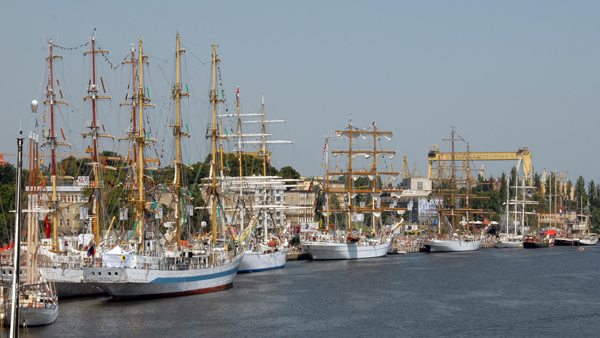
[1,1,599,183]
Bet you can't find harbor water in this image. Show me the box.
[9,245,600,337]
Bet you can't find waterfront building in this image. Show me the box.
[283,177,321,230]
[26,184,85,236]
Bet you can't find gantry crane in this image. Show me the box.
[428,146,533,185]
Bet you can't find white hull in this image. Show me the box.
[425,240,482,252]
[3,305,58,327]
[300,242,391,260]
[494,241,523,248]
[239,249,288,273]
[43,267,104,297]
[579,238,598,246]
[83,253,243,300]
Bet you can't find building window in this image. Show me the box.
[417,182,423,190]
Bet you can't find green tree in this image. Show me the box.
[278,166,300,181]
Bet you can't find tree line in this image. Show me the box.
[0,152,302,245]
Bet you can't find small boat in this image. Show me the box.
[387,245,407,254]
[579,234,598,246]
[578,247,585,252]
[239,234,289,273]
[553,237,580,246]
[424,239,482,252]
[301,240,391,260]
[494,235,523,248]
[2,282,58,327]
[522,235,549,249]
[239,248,288,273]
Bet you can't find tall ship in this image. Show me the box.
[424,128,483,252]
[494,162,535,248]
[82,36,242,300]
[216,92,293,272]
[300,121,401,260]
[219,175,291,272]
[41,33,111,297]
[3,137,58,328]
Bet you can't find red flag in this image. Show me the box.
[236,86,240,99]
[45,216,51,239]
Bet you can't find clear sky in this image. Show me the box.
[1,1,599,184]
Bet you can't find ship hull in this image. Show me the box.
[554,238,580,246]
[299,242,391,260]
[579,238,598,246]
[424,240,482,252]
[494,241,523,248]
[83,254,242,301]
[238,249,288,273]
[523,242,549,248]
[3,305,58,327]
[43,267,104,297]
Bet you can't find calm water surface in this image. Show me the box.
[8,245,600,337]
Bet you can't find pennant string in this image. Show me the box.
[51,42,90,50]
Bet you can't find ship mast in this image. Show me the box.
[236,86,243,179]
[171,33,190,250]
[331,122,400,235]
[9,138,24,337]
[117,44,138,244]
[82,31,114,247]
[348,123,354,233]
[372,123,378,233]
[121,38,154,254]
[260,98,267,176]
[325,137,330,229]
[26,134,39,286]
[43,40,70,251]
[122,44,138,162]
[208,45,225,244]
[136,38,147,254]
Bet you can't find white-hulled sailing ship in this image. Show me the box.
[300,122,402,260]
[82,37,242,300]
[221,176,291,273]
[3,137,58,328]
[424,128,483,253]
[41,33,110,297]
[216,93,294,272]
[494,163,536,248]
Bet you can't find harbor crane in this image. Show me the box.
[428,146,533,185]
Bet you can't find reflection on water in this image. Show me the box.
[12,245,600,337]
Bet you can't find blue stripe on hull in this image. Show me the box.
[238,265,285,273]
[149,266,239,284]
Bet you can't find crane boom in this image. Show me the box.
[428,147,532,184]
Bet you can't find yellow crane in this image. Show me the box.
[428,146,533,185]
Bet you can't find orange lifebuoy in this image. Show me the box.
[96,262,101,267]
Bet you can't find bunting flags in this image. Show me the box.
[52,42,89,50]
